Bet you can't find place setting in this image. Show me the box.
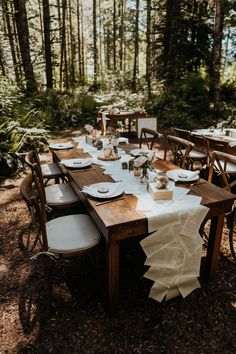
[129,148,152,157]
[48,142,74,150]
[60,158,93,169]
[82,181,124,204]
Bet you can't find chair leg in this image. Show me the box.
[41,255,54,318]
[227,211,236,259]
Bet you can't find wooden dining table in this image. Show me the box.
[49,140,236,313]
[191,129,236,155]
[98,110,147,137]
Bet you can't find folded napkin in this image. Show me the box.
[82,182,122,198]
[166,169,199,182]
[118,137,129,144]
[61,158,92,168]
[49,142,73,149]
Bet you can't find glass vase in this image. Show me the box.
[133,167,141,176]
[140,167,149,184]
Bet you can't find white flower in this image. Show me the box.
[134,155,147,168]
[84,124,94,133]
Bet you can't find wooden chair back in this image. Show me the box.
[205,136,229,154]
[25,150,47,205]
[139,128,162,150]
[166,135,194,168]
[208,151,236,192]
[190,134,210,157]
[20,173,48,250]
[171,127,191,140]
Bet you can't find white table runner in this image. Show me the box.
[70,142,209,302]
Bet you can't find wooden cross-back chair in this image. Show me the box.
[139,128,164,159]
[205,136,229,158]
[25,150,80,210]
[171,127,191,140]
[23,137,66,186]
[20,173,101,256]
[208,151,236,259]
[139,128,162,150]
[166,135,194,169]
[20,173,102,310]
[188,134,210,170]
[20,173,42,251]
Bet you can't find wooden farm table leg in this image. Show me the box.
[106,238,120,314]
[204,214,224,281]
[128,118,131,135]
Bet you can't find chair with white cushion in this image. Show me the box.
[25,150,80,210]
[188,134,210,170]
[20,173,102,309]
[23,137,66,186]
[208,150,236,259]
[139,128,164,159]
[166,135,194,169]
[171,127,191,140]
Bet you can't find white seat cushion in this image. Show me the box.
[41,163,63,177]
[189,150,207,159]
[181,149,207,159]
[217,160,236,174]
[46,214,101,254]
[45,183,79,205]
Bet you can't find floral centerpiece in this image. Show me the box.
[132,152,156,183]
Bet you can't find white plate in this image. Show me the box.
[130,148,151,157]
[49,142,73,150]
[166,170,199,182]
[83,182,124,199]
[62,158,92,169]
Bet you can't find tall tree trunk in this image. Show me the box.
[163,0,180,84]
[93,0,98,84]
[212,0,225,112]
[42,0,53,89]
[105,25,111,71]
[123,0,127,72]
[2,0,20,85]
[0,42,6,76]
[68,0,75,86]
[13,0,37,91]
[57,0,62,88]
[98,0,103,81]
[38,0,44,51]
[132,0,139,92]
[80,0,85,83]
[77,0,82,82]
[113,0,117,71]
[11,2,22,77]
[60,0,68,89]
[119,0,124,71]
[146,0,151,98]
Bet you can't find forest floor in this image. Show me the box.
[0,132,236,354]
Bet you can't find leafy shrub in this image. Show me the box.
[156,74,211,130]
[0,117,50,177]
[221,80,236,102]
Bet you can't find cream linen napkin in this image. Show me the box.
[166,169,199,182]
[61,158,92,168]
